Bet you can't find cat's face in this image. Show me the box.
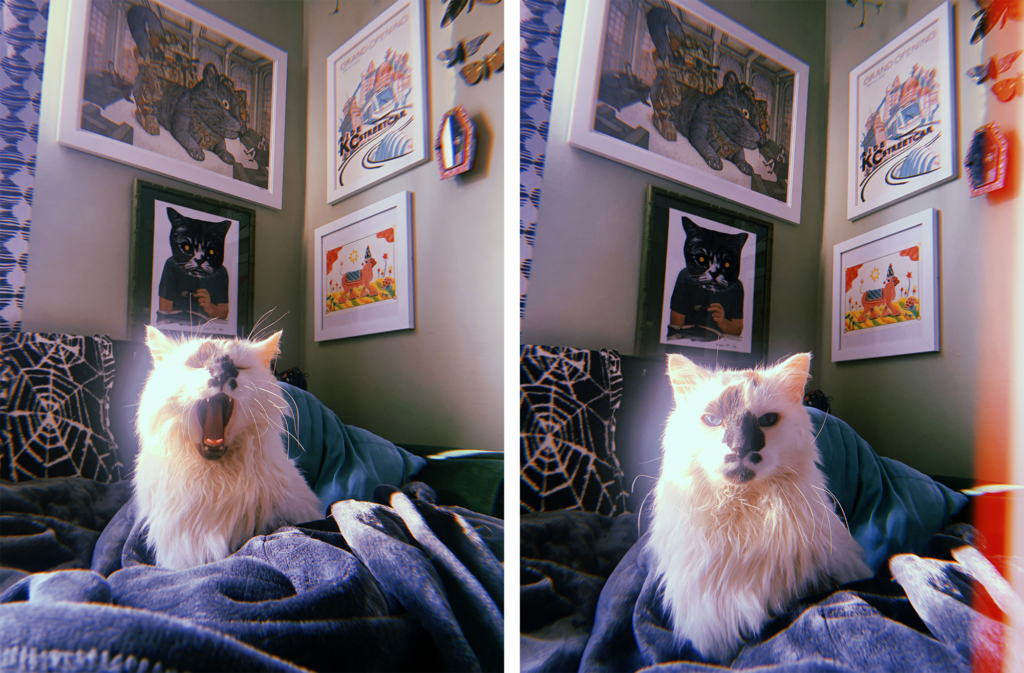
[681,217,748,292]
[193,64,246,139]
[712,71,768,149]
[660,353,814,488]
[168,208,230,279]
[137,327,284,461]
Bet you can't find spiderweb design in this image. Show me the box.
[1,333,123,483]
[520,345,626,515]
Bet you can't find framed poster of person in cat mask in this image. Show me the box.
[636,187,773,369]
[129,180,256,341]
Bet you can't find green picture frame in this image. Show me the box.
[635,186,774,369]
[128,179,256,341]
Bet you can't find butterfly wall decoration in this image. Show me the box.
[992,72,1023,101]
[441,0,501,28]
[970,0,1023,44]
[967,50,1023,83]
[459,42,503,86]
[438,34,489,67]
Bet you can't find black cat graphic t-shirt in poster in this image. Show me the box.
[158,259,229,313]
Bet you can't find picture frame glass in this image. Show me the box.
[327,0,429,203]
[637,187,772,368]
[129,180,255,341]
[832,209,939,361]
[848,3,955,219]
[60,0,287,209]
[314,192,414,341]
[569,0,809,224]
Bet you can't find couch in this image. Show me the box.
[1,331,504,672]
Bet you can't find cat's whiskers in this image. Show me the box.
[809,482,851,533]
[245,383,305,453]
[269,383,302,446]
[781,469,822,543]
[250,310,289,343]
[249,307,279,340]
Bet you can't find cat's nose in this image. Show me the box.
[208,355,239,391]
[724,411,764,459]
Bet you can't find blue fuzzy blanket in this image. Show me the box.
[521,510,1009,673]
[1,478,503,672]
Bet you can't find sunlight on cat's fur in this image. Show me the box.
[648,353,871,662]
[133,326,322,570]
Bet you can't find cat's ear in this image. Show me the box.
[667,354,706,396]
[252,331,283,369]
[722,70,739,93]
[167,208,185,229]
[145,326,176,363]
[730,231,749,249]
[772,353,811,403]
[680,217,701,240]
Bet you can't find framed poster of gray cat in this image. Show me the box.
[56,0,288,210]
[128,180,256,342]
[567,0,809,225]
[636,186,773,369]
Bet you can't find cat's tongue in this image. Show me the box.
[197,393,234,458]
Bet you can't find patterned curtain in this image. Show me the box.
[520,0,566,330]
[0,0,48,333]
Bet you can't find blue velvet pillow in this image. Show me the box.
[277,382,427,513]
[809,407,968,573]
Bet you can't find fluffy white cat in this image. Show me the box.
[133,327,323,570]
[648,353,872,662]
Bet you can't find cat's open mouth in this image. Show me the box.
[196,393,235,460]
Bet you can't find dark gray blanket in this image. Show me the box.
[1,478,503,672]
[521,510,1008,672]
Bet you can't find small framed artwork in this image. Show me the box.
[567,0,810,224]
[635,186,773,369]
[57,0,288,210]
[313,192,414,341]
[128,180,256,341]
[848,2,956,220]
[326,0,429,204]
[832,208,939,362]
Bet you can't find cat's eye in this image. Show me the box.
[184,244,190,251]
[742,109,750,119]
[724,262,730,268]
[701,414,723,428]
[699,256,705,263]
[758,413,779,428]
[222,100,230,110]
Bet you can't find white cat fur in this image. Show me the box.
[133,327,323,570]
[648,353,872,662]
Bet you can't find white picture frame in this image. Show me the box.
[832,208,939,362]
[848,2,956,220]
[57,0,288,210]
[567,0,810,225]
[325,0,430,204]
[313,192,414,341]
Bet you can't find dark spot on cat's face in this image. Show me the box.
[167,208,231,278]
[680,217,748,291]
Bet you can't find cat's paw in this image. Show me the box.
[188,147,206,161]
[216,150,236,165]
[736,161,754,176]
[703,154,723,170]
